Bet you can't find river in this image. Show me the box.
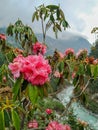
[57,86,98,130]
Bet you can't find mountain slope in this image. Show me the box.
[36,33,91,55]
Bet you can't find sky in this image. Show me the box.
[0,0,98,44]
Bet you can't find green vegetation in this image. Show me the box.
[0,4,97,130]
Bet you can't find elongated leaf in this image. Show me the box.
[62,20,69,29]
[0,110,5,130]
[57,8,60,20]
[46,5,59,10]
[93,65,98,79]
[77,64,85,75]
[90,64,95,76]
[11,109,20,130]
[90,64,98,78]
[58,61,64,72]
[43,86,48,97]
[53,25,58,38]
[38,87,44,98]
[38,85,48,97]
[13,77,23,101]
[32,12,36,22]
[28,84,38,104]
[46,21,52,31]
[44,10,49,20]
[86,64,91,76]
[56,23,62,31]
[50,14,54,22]
[4,110,10,127]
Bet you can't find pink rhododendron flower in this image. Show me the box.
[64,48,74,56]
[72,72,76,79]
[76,49,88,59]
[93,59,98,65]
[63,125,71,130]
[0,34,6,40]
[21,55,51,85]
[8,55,25,78]
[33,42,47,55]
[8,62,22,78]
[46,108,53,114]
[54,71,61,78]
[27,120,38,129]
[58,52,64,59]
[46,121,71,130]
[9,54,51,85]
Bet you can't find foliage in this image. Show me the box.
[7,19,37,55]
[39,97,65,113]
[89,40,98,58]
[0,4,97,130]
[66,109,92,130]
[32,4,69,43]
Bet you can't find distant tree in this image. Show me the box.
[91,27,98,41]
[88,27,98,102]
[89,39,98,58]
[89,27,98,58]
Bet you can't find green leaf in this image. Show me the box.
[46,5,59,11]
[93,65,98,79]
[13,77,23,101]
[86,64,91,76]
[56,23,62,31]
[77,63,85,75]
[4,110,10,127]
[35,12,39,21]
[38,87,44,98]
[46,21,52,31]
[57,8,60,20]
[43,86,48,97]
[90,64,98,78]
[73,75,79,86]
[11,109,20,130]
[0,110,5,130]
[90,64,95,76]
[53,25,58,38]
[28,84,38,104]
[32,12,36,22]
[62,20,69,29]
[58,61,64,72]
[44,10,49,20]
[39,84,48,97]
[50,14,54,22]
[59,9,65,19]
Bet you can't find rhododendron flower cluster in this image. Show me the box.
[45,108,53,114]
[46,121,71,130]
[33,42,47,55]
[8,54,51,85]
[72,72,76,79]
[64,48,74,56]
[27,120,38,129]
[0,33,6,40]
[58,51,64,59]
[54,71,61,78]
[8,55,25,78]
[85,56,98,65]
[76,49,88,59]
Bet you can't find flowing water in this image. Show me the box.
[57,86,98,130]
